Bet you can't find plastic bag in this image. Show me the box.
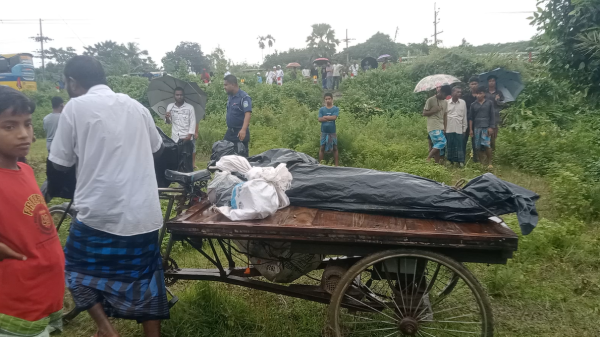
[215,156,293,221]
[207,171,243,207]
[210,140,235,163]
[218,180,279,220]
[234,240,323,283]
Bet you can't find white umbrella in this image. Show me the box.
[414,74,461,93]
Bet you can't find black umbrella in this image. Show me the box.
[148,75,207,121]
[361,57,378,70]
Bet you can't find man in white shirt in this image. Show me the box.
[165,87,197,168]
[301,68,311,79]
[266,66,276,85]
[332,63,343,89]
[50,55,168,337]
[276,65,284,85]
[349,62,359,78]
[445,86,468,165]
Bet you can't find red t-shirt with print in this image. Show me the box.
[0,163,65,321]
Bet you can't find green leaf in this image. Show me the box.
[527,16,534,20]
[579,62,586,70]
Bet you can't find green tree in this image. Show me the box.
[44,47,77,65]
[39,47,77,80]
[530,0,600,97]
[306,23,340,58]
[258,36,266,60]
[337,32,406,62]
[207,47,228,74]
[257,35,275,61]
[407,39,431,56]
[83,41,156,75]
[162,42,210,74]
[459,38,473,48]
[262,48,314,69]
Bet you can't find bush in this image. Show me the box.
[339,66,426,114]
[106,76,151,107]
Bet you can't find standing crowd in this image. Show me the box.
[422,75,505,169]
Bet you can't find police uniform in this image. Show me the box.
[225,89,252,156]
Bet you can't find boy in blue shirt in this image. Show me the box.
[318,92,339,166]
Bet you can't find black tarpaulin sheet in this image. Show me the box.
[248,148,319,168]
[246,149,539,235]
[154,127,179,187]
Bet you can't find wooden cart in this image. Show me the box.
[164,198,518,337]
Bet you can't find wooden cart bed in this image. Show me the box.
[167,199,518,264]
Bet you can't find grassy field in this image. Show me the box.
[28,128,600,337]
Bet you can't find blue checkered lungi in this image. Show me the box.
[64,220,169,322]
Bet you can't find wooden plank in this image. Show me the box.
[168,202,518,251]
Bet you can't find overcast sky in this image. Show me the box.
[1,0,537,67]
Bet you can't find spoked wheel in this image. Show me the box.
[49,204,81,323]
[49,203,76,246]
[328,249,493,337]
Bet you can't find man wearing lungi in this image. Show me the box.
[49,55,168,337]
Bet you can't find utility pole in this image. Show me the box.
[394,27,399,42]
[342,29,355,65]
[29,19,52,81]
[432,3,443,46]
[39,19,45,81]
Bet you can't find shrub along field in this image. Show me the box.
[26,48,600,336]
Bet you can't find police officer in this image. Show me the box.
[224,74,252,157]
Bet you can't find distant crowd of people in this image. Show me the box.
[423,75,505,169]
[254,59,388,90]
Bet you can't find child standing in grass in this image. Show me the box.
[0,86,65,337]
[469,86,495,169]
[318,92,339,166]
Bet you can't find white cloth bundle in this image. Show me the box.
[215,156,292,221]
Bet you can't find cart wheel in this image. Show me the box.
[49,204,76,246]
[328,249,493,337]
[164,257,180,286]
[50,204,81,323]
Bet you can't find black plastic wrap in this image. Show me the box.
[210,140,236,162]
[247,148,319,168]
[246,149,539,235]
[154,127,179,187]
[177,139,194,173]
[208,140,250,167]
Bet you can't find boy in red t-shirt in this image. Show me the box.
[0,86,65,336]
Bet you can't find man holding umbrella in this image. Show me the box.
[224,74,252,156]
[166,87,197,168]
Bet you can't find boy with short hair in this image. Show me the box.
[318,93,339,166]
[0,86,65,337]
[469,86,496,169]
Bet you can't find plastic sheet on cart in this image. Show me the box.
[246,149,539,235]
